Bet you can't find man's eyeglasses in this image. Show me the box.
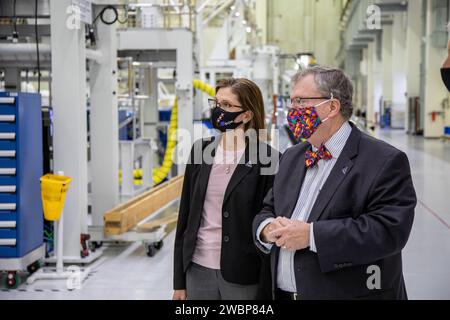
[290,93,334,109]
[208,99,243,111]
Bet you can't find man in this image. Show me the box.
[253,66,417,300]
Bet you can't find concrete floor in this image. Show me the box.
[1,128,449,300]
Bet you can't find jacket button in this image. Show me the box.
[223,211,230,218]
[224,236,230,242]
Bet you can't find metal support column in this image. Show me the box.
[381,24,393,127]
[119,141,134,201]
[405,0,422,134]
[143,66,158,141]
[50,0,88,259]
[89,6,119,227]
[391,13,407,130]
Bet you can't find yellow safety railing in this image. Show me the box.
[152,79,216,185]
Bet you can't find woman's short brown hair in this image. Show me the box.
[215,78,267,131]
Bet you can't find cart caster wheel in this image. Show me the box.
[154,240,163,250]
[27,261,42,275]
[80,249,89,258]
[5,272,21,289]
[94,241,103,249]
[90,241,103,251]
[146,245,158,257]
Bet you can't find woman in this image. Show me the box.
[173,78,280,300]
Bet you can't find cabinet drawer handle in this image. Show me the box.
[0,221,16,228]
[0,186,16,193]
[0,168,16,175]
[0,239,16,246]
[0,115,16,122]
[0,97,15,104]
[0,151,16,158]
[0,133,16,140]
[0,204,16,210]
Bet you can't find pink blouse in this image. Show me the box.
[191,145,245,270]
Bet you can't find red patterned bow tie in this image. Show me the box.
[305,144,333,168]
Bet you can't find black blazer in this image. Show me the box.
[253,123,417,300]
[174,136,280,295]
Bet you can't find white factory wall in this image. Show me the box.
[391,13,408,130]
[266,0,343,66]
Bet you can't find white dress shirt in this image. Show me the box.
[256,121,352,293]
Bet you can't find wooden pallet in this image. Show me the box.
[103,176,183,236]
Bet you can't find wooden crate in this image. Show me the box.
[103,176,183,236]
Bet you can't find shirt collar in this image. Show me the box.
[325,121,352,158]
[311,121,352,159]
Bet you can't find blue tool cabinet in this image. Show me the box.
[0,92,43,259]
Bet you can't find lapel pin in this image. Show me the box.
[342,166,349,175]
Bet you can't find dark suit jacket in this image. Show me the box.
[174,136,280,298]
[253,123,417,300]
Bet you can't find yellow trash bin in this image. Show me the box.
[40,174,72,221]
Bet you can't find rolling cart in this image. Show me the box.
[89,198,179,257]
[0,246,45,288]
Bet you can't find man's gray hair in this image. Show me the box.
[291,66,354,120]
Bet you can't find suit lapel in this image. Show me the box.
[307,125,361,223]
[195,137,219,209]
[307,156,354,223]
[284,147,308,218]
